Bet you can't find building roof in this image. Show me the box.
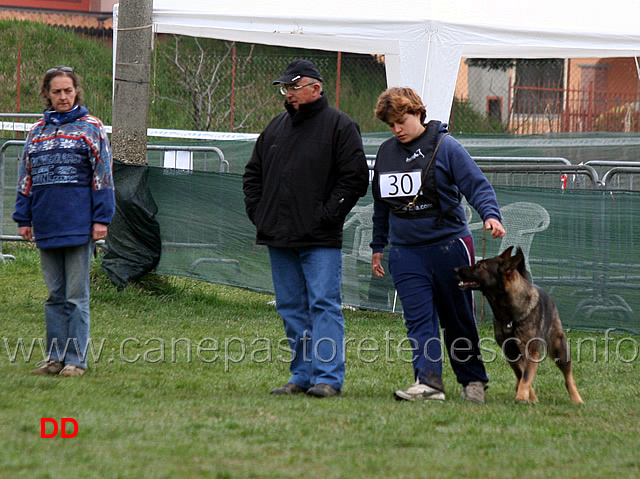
[0,6,113,31]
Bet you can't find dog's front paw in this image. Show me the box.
[515,388,538,404]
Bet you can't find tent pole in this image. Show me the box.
[336,51,342,110]
[230,45,236,132]
[420,30,437,100]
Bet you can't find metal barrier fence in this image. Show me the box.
[0,113,41,140]
[365,154,622,190]
[1,141,230,262]
[0,140,25,262]
[146,145,228,172]
[585,161,640,190]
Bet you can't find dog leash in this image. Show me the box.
[481,225,486,323]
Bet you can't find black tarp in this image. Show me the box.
[101,161,161,288]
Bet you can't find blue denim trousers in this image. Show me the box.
[39,241,94,369]
[389,237,489,391]
[268,246,345,390]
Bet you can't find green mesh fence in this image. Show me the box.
[147,167,273,292]
[473,188,640,334]
[143,165,640,335]
[3,135,640,334]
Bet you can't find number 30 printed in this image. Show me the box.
[379,171,422,198]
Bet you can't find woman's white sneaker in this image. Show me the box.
[394,381,445,401]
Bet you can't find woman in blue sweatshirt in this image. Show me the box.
[13,66,115,377]
[371,87,505,403]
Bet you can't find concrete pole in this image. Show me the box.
[111,0,153,165]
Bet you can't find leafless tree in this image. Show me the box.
[156,36,271,132]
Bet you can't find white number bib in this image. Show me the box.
[379,171,422,198]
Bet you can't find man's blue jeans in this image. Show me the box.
[268,246,345,391]
[39,241,94,369]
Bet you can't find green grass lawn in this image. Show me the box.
[1,242,639,478]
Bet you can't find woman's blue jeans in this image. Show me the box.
[39,241,94,369]
[268,246,345,391]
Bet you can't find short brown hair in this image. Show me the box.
[375,87,426,125]
[40,67,84,110]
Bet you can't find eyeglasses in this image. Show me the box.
[46,66,74,74]
[279,82,318,95]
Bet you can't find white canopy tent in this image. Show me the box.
[146,0,639,122]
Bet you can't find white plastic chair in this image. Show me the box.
[341,204,374,306]
[497,202,550,277]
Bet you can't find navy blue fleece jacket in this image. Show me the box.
[371,123,501,252]
[13,106,115,249]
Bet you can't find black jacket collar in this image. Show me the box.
[284,93,329,125]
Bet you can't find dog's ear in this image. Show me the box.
[499,246,514,260]
[501,247,530,280]
[513,247,525,262]
[500,247,525,274]
[514,248,530,280]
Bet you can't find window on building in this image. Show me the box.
[513,59,564,115]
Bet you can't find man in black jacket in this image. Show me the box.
[243,59,369,398]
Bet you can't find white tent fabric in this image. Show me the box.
[149,0,640,122]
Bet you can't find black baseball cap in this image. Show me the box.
[272,59,323,85]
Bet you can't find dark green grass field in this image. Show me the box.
[1,243,639,478]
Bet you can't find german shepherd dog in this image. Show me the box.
[455,246,583,404]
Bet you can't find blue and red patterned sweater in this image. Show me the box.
[13,105,115,249]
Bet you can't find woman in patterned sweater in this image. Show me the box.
[13,66,115,377]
